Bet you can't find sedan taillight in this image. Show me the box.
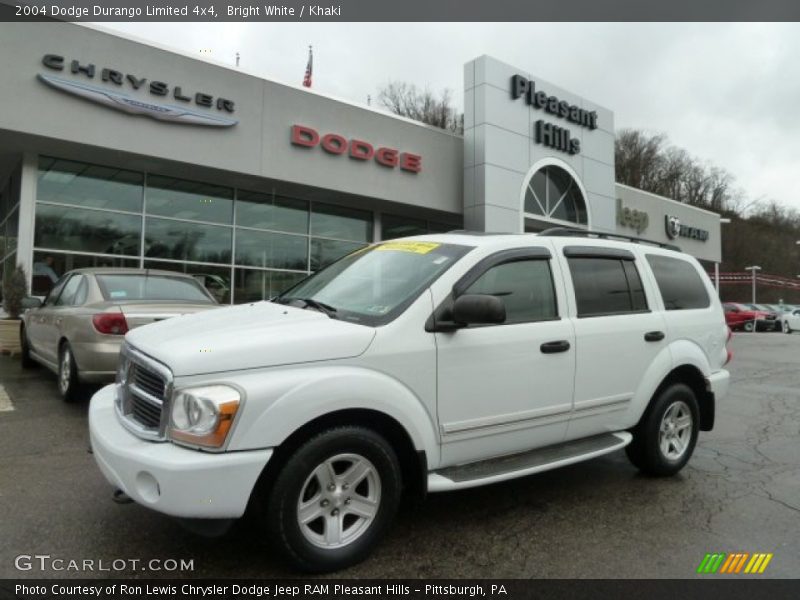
[92,313,129,335]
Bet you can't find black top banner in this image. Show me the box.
[3,0,800,21]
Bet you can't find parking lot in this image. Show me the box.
[0,332,798,579]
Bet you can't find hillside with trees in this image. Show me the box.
[615,130,800,303]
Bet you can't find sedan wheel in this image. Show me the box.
[743,320,755,332]
[58,343,82,403]
[785,321,792,334]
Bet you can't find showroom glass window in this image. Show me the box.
[646,254,711,310]
[568,257,648,317]
[381,213,461,240]
[33,156,417,304]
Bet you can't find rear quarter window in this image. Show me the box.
[646,254,710,310]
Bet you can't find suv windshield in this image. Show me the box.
[276,240,472,326]
[96,274,215,304]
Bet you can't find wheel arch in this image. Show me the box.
[631,340,715,432]
[651,364,713,431]
[247,408,428,514]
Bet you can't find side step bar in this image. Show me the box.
[428,432,632,492]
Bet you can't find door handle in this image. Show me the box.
[540,340,571,354]
[644,331,665,342]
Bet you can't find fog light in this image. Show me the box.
[135,471,160,504]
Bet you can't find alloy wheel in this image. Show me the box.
[658,400,693,461]
[296,453,381,550]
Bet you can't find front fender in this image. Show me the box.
[227,365,440,466]
[622,339,712,428]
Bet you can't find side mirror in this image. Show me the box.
[21,296,43,309]
[452,294,506,326]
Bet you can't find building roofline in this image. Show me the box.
[615,182,724,218]
[75,22,463,138]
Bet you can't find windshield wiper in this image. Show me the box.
[277,296,338,318]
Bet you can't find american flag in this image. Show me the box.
[303,45,313,88]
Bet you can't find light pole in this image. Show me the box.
[745,265,761,304]
[715,218,732,294]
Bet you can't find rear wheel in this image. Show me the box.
[19,326,36,369]
[258,426,402,573]
[743,320,755,332]
[626,383,699,476]
[57,342,82,403]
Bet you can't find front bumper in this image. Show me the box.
[89,385,272,519]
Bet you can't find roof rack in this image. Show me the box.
[538,227,681,252]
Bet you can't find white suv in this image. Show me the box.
[89,230,731,572]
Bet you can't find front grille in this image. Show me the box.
[132,363,166,399]
[116,346,172,440]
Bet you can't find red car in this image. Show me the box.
[723,302,778,332]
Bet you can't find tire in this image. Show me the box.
[258,426,402,573]
[57,342,82,403]
[785,321,792,334]
[743,320,755,332]
[19,326,36,369]
[626,383,699,477]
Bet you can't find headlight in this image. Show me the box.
[169,385,241,449]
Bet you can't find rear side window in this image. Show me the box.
[464,259,557,324]
[568,257,648,317]
[96,274,214,303]
[646,255,710,310]
[55,275,82,306]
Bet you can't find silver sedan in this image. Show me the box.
[20,268,219,402]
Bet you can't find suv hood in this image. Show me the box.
[124,301,376,376]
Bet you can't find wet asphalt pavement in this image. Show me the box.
[0,332,798,579]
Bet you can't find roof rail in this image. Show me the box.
[538,227,682,252]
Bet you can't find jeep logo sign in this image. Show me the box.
[616,198,649,234]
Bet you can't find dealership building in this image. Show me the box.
[0,22,724,303]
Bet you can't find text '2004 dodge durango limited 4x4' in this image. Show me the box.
[89,230,731,572]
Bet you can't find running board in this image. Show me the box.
[428,432,632,492]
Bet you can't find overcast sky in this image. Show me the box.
[97,22,800,213]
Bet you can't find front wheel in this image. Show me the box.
[260,426,402,573]
[19,326,36,369]
[626,383,699,476]
[743,320,755,332]
[785,321,792,334]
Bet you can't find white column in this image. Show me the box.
[15,152,38,293]
[714,263,720,295]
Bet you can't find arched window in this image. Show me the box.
[523,165,587,226]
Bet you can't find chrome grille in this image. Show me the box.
[131,363,166,399]
[115,345,173,441]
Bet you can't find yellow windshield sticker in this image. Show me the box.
[376,241,441,254]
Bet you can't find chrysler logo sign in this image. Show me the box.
[665,215,709,242]
[39,54,238,127]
